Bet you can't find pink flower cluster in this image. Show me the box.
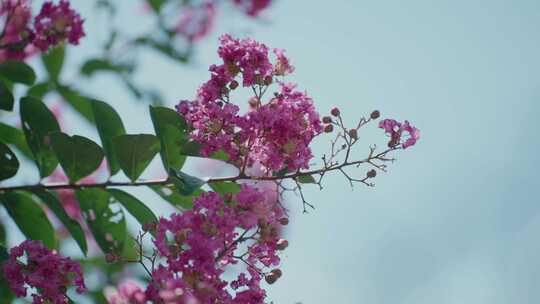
[379,119,420,149]
[0,0,84,61]
[173,0,272,43]
[177,34,322,173]
[105,280,147,304]
[146,184,286,303]
[3,240,86,304]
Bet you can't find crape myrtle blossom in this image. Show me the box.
[147,184,286,303]
[3,240,86,304]
[232,0,272,17]
[177,34,322,173]
[379,118,420,149]
[175,2,217,43]
[104,280,147,304]
[0,0,85,61]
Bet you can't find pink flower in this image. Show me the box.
[231,0,272,17]
[104,280,147,304]
[175,2,217,43]
[33,0,85,51]
[0,0,34,61]
[379,118,420,149]
[3,240,86,304]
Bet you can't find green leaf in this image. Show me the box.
[208,181,241,196]
[20,96,60,177]
[91,100,126,175]
[0,142,18,181]
[0,60,36,85]
[108,189,157,231]
[0,80,13,111]
[27,81,53,99]
[0,191,56,249]
[0,122,32,158]
[33,189,88,255]
[50,132,104,183]
[146,0,166,13]
[113,134,160,181]
[135,37,188,63]
[57,85,95,123]
[0,245,15,303]
[149,105,188,171]
[81,59,133,76]
[149,184,203,210]
[76,188,126,254]
[297,174,316,184]
[169,168,207,196]
[42,46,65,81]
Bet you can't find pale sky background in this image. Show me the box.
[4,0,540,303]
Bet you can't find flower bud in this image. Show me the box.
[367,169,377,178]
[331,107,340,117]
[229,80,239,90]
[142,222,156,232]
[272,268,283,278]
[322,116,332,124]
[265,272,279,284]
[370,110,380,119]
[264,75,273,86]
[279,217,289,226]
[324,124,334,133]
[276,239,288,250]
[105,253,117,263]
[348,129,358,140]
[175,231,186,244]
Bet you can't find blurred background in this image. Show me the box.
[4,0,540,303]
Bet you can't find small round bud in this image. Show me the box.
[105,253,117,263]
[216,101,224,107]
[331,107,340,117]
[175,231,186,244]
[249,97,259,108]
[348,129,358,140]
[255,74,263,85]
[324,124,334,133]
[276,239,289,250]
[279,218,289,226]
[370,110,380,120]
[264,75,273,86]
[229,80,239,90]
[265,272,279,284]
[224,193,233,202]
[322,116,332,124]
[366,169,377,178]
[272,268,283,278]
[142,222,156,232]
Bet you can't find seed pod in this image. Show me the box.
[276,239,289,250]
[324,124,334,133]
[229,80,239,90]
[367,169,377,178]
[279,218,289,226]
[265,272,279,284]
[264,75,273,86]
[331,107,340,117]
[322,116,332,124]
[370,110,380,119]
[348,129,358,140]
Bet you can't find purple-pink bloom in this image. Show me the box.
[3,240,86,304]
[33,0,85,51]
[231,0,272,17]
[379,118,420,149]
[175,2,217,43]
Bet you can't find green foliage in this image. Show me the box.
[57,85,95,123]
[149,185,203,210]
[169,168,207,196]
[0,122,32,158]
[33,189,88,255]
[149,105,188,171]
[0,60,36,85]
[0,192,56,249]
[50,132,105,183]
[0,143,18,181]
[297,174,316,184]
[76,188,127,254]
[20,96,61,178]
[0,80,14,111]
[209,181,241,196]
[109,189,158,232]
[92,100,126,175]
[113,134,160,181]
[42,46,65,81]
[81,59,133,76]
